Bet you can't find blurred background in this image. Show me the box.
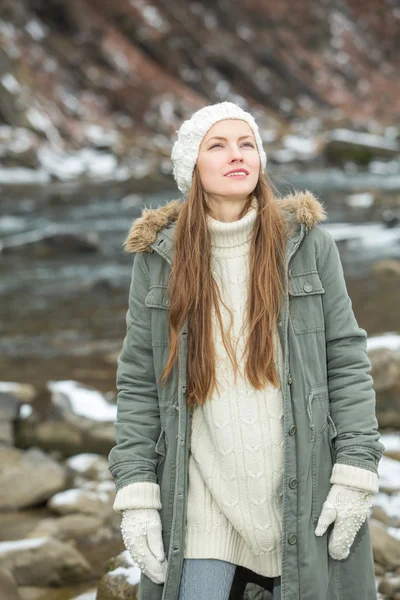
[0,0,399,599]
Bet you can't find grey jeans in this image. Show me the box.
[178,558,282,600]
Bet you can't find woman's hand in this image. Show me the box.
[315,483,373,560]
[121,508,168,584]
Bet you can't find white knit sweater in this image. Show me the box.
[182,196,284,576]
[113,196,379,576]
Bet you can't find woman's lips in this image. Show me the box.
[225,172,249,179]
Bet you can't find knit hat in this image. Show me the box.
[171,101,267,196]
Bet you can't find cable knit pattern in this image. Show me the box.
[184,196,285,577]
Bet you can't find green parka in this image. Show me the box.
[108,190,385,600]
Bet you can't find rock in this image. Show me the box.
[97,551,140,600]
[0,567,21,600]
[66,453,112,482]
[28,514,105,541]
[48,483,113,519]
[15,380,117,458]
[375,562,386,576]
[0,382,37,404]
[0,392,21,445]
[370,518,400,570]
[372,259,400,278]
[377,457,400,494]
[16,418,85,457]
[70,589,97,600]
[323,129,400,166]
[0,537,92,586]
[371,505,396,527]
[378,575,400,597]
[369,347,400,429]
[0,447,67,511]
[0,228,100,257]
[104,550,135,573]
[18,586,97,600]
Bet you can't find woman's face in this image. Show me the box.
[196,119,261,201]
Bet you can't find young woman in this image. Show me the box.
[108,101,385,600]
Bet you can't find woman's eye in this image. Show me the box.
[210,142,254,149]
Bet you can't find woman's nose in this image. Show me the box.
[228,145,244,161]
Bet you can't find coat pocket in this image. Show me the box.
[155,426,175,554]
[145,284,170,345]
[307,381,329,441]
[288,271,325,334]
[155,427,167,482]
[145,284,170,309]
[311,413,337,524]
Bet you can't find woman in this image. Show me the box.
[108,101,384,600]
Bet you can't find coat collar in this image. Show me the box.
[123,190,327,262]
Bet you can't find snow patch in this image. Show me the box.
[47,380,117,422]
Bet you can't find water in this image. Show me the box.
[0,174,399,392]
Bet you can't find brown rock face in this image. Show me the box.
[0,0,398,160]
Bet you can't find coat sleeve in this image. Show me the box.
[108,251,163,509]
[318,231,385,494]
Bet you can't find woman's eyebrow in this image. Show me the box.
[205,135,254,143]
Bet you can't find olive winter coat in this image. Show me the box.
[108,191,384,600]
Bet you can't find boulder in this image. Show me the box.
[0,537,92,586]
[370,518,400,570]
[0,447,67,510]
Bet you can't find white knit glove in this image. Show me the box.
[121,508,168,584]
[315,483,373,560]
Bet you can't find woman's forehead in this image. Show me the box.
[201,119,254,145]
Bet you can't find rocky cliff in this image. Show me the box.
[0,0,399,186]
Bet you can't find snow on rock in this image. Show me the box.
[1,73,21,94]
[280,134,319,161]
[379,433,400,454]
[20,404,33,419]
[83,124,119,148]
[37,146,123,182]
[0,167,50,185]
[325,129,400,153]
[345,192,375,208]
[67,453,103,473]
[47,380,117,422]
[378,456,400,493]
[0,537,48,554]
[25,19,49,41]
[367,333,400,352]
[108,565,141,586]
[387,527,400,542]
[67,453,112,481]
[0,381,36,402]
[323,222,400,247]
[71,591,97,600]
[373,492,400,522]
[48,486,113,517]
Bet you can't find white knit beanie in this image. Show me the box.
[171,101,267,196]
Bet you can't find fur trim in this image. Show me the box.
[123,190,327,254]
[277,190,327,230]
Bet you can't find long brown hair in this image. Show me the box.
[159,166,287,409]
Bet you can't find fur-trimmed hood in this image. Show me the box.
[123,190,327,254]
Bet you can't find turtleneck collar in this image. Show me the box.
[206,195,258,258]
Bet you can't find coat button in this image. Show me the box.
[289,425,297,436]
[303,283,313,292]
[287,374,292,385]
[288,534,297,545]
[289,478,298,489]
